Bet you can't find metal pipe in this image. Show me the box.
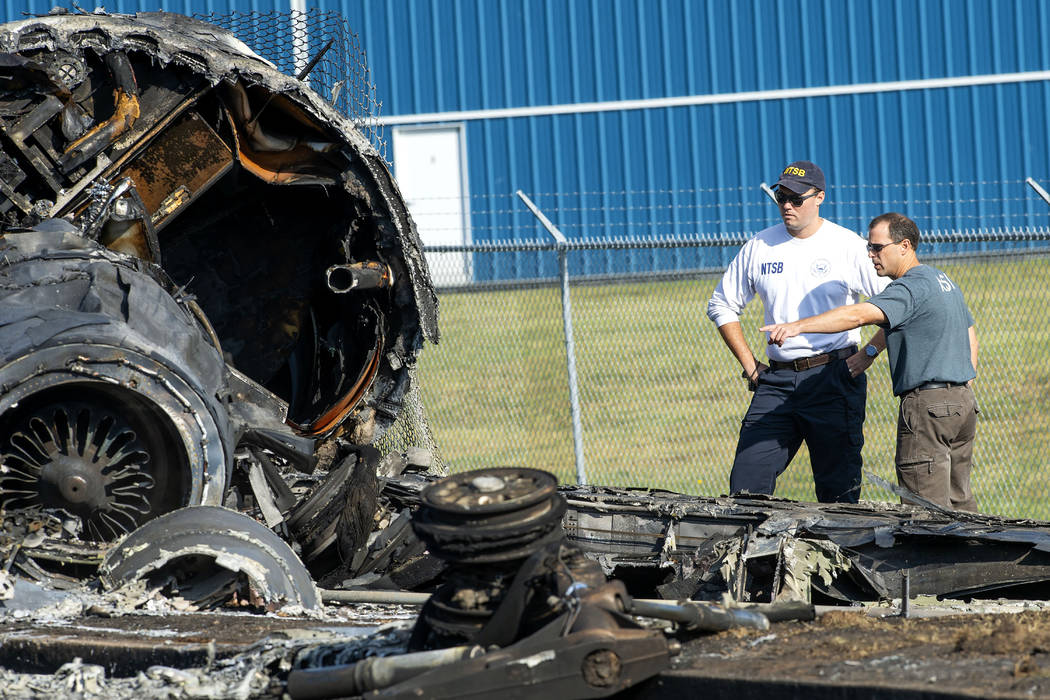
[734,599,816,623]
[627,598,770,632]
[516,190,587,485]
[319,589,814,622]
[320,589,430,605]
[901,570,911,619]
[287,645,484,699]
[326,262,394,293]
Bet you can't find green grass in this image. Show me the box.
[414,255,1050,520]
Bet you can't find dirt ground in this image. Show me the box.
[660,606,1050,698]
[8,600,1050,698]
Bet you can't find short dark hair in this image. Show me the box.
[869,212,920,250]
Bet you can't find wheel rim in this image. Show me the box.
[0,384,193,541]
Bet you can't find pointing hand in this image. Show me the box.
[760,322,801,347]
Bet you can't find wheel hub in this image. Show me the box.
[40,456,108,508]
[0,403,157,540]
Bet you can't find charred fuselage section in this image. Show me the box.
[0,11,437,539]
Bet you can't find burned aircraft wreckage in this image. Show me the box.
[5,9,1050,699]
[0,10,436,539]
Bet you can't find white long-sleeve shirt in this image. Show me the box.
[707,220,888,362]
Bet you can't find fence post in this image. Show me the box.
[759,182,778,205]
[516,190,587,485]
[1026,177,1050,207]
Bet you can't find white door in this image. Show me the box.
[391,125,470,286]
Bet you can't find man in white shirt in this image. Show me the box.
[706,161,888,502]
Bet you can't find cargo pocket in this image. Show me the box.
[896,457,935,503]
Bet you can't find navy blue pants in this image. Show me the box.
[729,356,866,503]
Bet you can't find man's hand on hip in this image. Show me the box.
[741,361,768,391]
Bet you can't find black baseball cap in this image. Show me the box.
[775,160,825,193]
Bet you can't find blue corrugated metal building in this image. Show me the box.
[5,0,1050,281]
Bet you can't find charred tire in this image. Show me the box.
[287,448,379,574]
[413,497,567,564]
[412,565,518,648]
[413,467,567,564]
[0,346,228,541]
[0,229,232,540]
[286,459,354,558]
[99,505,321,613]
[421,467,558,517]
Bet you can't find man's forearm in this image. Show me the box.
[717,321,760,374]
[796,304,876,334]
[762,302,887,346]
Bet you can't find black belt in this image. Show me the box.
[769,346,856,372]
[910,381,967,391]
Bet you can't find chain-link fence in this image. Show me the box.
[176,10,1050,517]
[193,9,387,159]
[406,189,1050,520]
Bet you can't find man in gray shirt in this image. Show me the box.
[761,212,979,511]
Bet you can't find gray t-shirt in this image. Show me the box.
[868,264,976,395]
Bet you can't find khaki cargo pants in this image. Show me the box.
[895,384,978,512]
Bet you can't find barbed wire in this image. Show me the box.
[411,195,1041,219]
[401,179,1045,202]
[417,209,1048,235]
[422,226,1050,253]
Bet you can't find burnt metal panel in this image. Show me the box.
[120,110,234,230]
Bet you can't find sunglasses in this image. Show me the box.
[775,190,820,207]
[866,241,901,253]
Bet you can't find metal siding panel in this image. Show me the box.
[614,0,642,101]
[450,0,466,107]
[590,1,612,265]
[520,0,536,106]
[1020,0,1045,72]
[521,4,540,264]
[568,1,594,104]
[660,0,681,254]
[1015,2,1033,227]
[476,0,499,111]
[920,0,947,77]
[415,2,438,113]
[428,0,446,112]
[632,0,653,273]
[502,0,527,108]
[544,1,570,104]
[456,0,483,111]
[592,0,617,102]
[407,1,421,112]
[824,0,847,197]
[991,3,1008,233]
[729,0,750,93]
[807,0,830,86]
[384,2,408,114]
